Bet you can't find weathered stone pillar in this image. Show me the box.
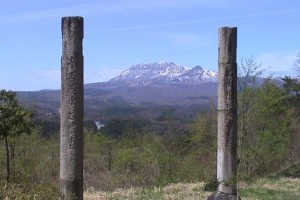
[60,16,84,200]
[208,27,239,200]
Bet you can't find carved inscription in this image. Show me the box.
[67,65,77,92]
[216,27,238,196]
[66,56,77,151]
[67,56,76,73]
[60,16,84,200]
[69,135,75,150]
[225,64,234,146]
[69,96,75,107]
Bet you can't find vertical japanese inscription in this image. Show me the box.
[60,16,84,200]
[66,56,77,152]
[225,63,234,147]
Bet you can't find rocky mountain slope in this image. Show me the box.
[108,61,217,87]
[18,62,218,124]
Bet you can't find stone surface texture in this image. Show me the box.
[208,192,241,200]
[217,27,238,195]
[60,16,84,200]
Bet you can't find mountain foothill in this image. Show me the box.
[17,61,218,136]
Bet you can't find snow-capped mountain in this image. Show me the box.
[109,61,217,86]
[174,66,218,84]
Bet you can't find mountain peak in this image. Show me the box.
[158,60,173,64]
[109,62,217,87]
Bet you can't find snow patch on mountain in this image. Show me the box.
[109,62,217,86]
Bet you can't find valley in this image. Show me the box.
[16,62,218,136]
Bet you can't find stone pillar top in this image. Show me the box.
[61,16,84,39]
[218,27,237,63]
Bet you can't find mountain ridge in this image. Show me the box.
[17,61,219,126]
[108,61,217,87]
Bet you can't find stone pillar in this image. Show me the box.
[208,27,239,200]
[60,16,84,200]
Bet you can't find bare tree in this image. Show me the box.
[294,52,300,77]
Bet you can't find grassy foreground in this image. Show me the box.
[84,177,300,200]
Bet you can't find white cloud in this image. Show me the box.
[257,51,298,77]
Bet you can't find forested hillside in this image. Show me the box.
[1,59,300,198]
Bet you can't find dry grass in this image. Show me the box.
[84,177,300,200]
[84,182,211,200]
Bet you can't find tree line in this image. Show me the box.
[0,57,300,198]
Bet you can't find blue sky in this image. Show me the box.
[1,0,299,91]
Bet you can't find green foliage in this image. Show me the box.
[242,83,290,176]
[280,162,300,178]
[204,178,219,192]
[0,89,33,182]
[240,187,299,200]
[237,58,292,179]
[101,119,149,138]
[33,119,60,137]
[239,178,300,200]
[83,124,218,190]
[83,130,114,190]
[0,131,60,199]
[112,133,161,187]
[282,76,300,113]
[189,105,217,182]
[1,72,299,197]
[281,76,300,163]
[0,90,33,139]
[282,76,300,93]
